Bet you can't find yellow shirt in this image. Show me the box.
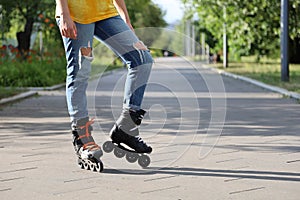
[57,0,119,24]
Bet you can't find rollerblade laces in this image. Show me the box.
[72,117,103,172]
[103,109,152,168]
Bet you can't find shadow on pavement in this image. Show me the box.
[103,166,300,182]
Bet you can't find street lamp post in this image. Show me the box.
[280,0,289,82]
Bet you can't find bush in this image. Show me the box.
[0,58,66,87]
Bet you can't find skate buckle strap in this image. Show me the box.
[78,118,95,139]
[78,118,100,150]
[83,142,100,151]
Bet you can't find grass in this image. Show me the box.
[210,59,300,94]
[0,39,126,100]
[0,87,28,100]
[0,55,123,100]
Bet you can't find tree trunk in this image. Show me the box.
[289,37,300,64]
[16,17,34,60]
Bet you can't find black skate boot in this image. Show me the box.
[72,117,103,172]
[103,109,152,168]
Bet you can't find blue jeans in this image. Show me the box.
[57,16,153,122]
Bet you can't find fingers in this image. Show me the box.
[71,23,77,39]
[62,27,77,39]
[60,20,77,39]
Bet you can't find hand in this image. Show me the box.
[60,15,77,39]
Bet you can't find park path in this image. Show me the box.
[0,57,299,200]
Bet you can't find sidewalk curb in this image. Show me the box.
[205,65,300,100]
[0,70,116,106]
[0,91,38,105]
[27,83,66,91]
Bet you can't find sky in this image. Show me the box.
[152,0,184,24]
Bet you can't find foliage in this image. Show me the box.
[0,48,66,87]
[0,0,56,35]
[182,0,300,63]
[127,0,167,28]
[126,0,167,46]
[0,0,56,59]
[0,59,66,87]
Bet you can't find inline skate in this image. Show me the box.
[103,109,152,168]
[72,117,104,172]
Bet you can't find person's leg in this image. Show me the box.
[94,16,153,112]
[94,16,153,153]
[57,19,103,171]
[60,22,94,122]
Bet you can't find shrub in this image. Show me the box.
[0,58,66,87]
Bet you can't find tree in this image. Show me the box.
[126,0,167,46]
[0,0,55,60]
[182,0,300,63]
[126,0,166,28]
[289,0,300,63]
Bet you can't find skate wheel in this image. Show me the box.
[90,163,96,172]
[84,162,90,170]
[78,159,84,169]
[138,155,150,168]
[78,162,84,169]
[95,161,104,172]
[103,141,114,153]
[126,152,139,163]
[114,147,126,158]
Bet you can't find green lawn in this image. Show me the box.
[211,61,300,94]
[0,56,122,100]
[0,39,125,100]
[0,87,28,100]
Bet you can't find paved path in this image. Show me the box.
[0,57,299,200]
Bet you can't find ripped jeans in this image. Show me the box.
[57,16,153,122]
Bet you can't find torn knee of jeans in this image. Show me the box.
[133,41,149,51]
[80,47,93,61]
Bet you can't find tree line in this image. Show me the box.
[182,0,300,63]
